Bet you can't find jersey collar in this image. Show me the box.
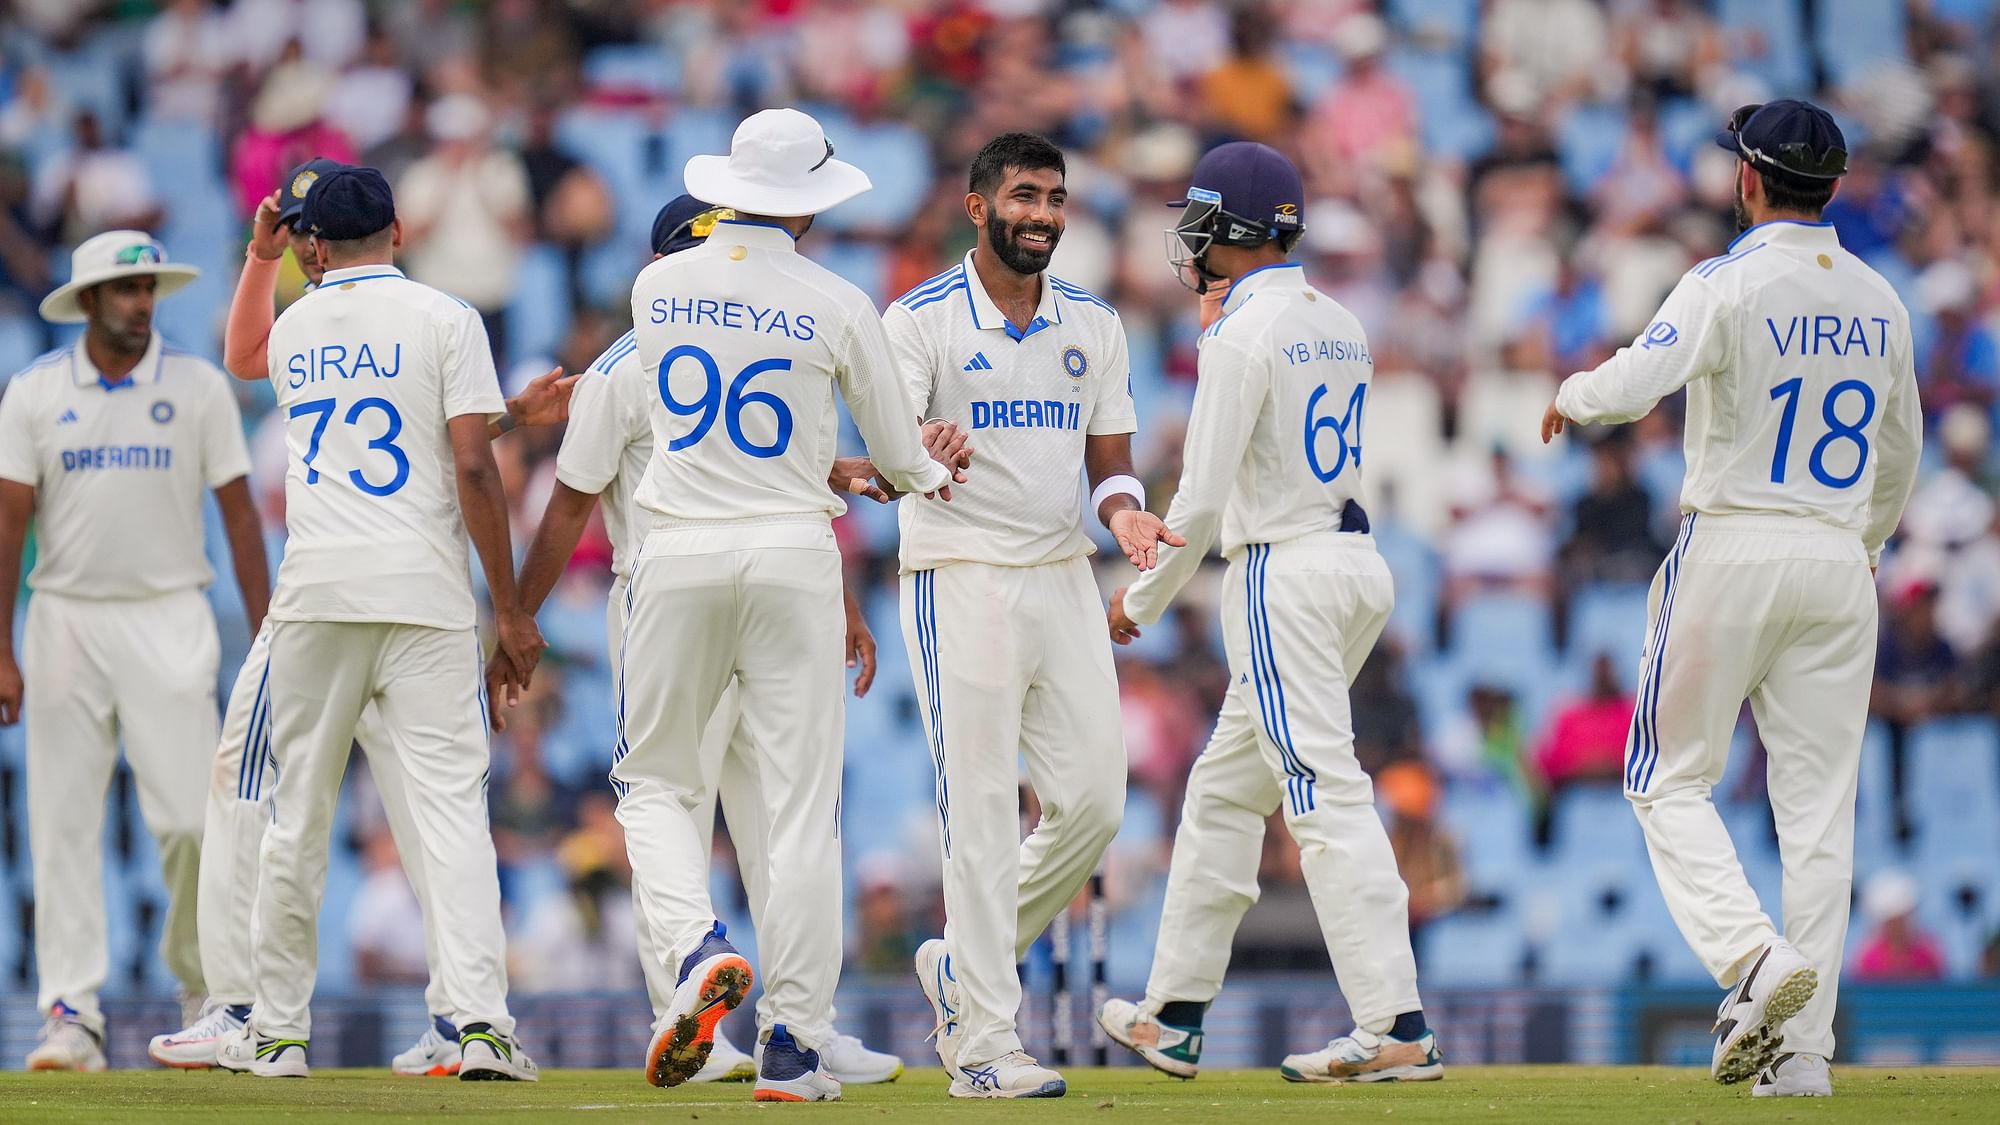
[963,250,1062,341]
[711,219,801,253]
[72,331,163,390]
[1221,262,1305,314]
[320,264,406,286]
[1726,219,1836,253]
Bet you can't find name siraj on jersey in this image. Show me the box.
[285,342,403,389]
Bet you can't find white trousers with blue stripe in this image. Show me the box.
[1141,534,1423,1032]
[24,589,216,1030]
[198,622,446,1018]
[614,518,843,1051]
[253,620,511,1041]
[1625,514,1875,1061]
[900,557,1127,1068]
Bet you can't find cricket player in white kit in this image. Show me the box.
[212,167,542,1081]
[0,232,268,1071]
[1094,143,1442,1085]
[505,194,904,1087]
[616,110,955,1102]
[1543,101,1922,1098]
[888,133,1180,1100]
[150,157,576,1075]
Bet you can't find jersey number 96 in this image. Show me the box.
[658,344,795,458]
[1305,382,1367,483]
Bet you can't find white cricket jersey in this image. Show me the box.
[1555,220,1922,565]
[1124,264,1374,625]
[0,335,250,599]
[628,220,947,523]
[883,250,1137,573]
[554,330,652,579]
[264,263,505,629]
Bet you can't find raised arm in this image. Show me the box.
[223,192,290,382]
[840,310,954,498]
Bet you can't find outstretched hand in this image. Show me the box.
[1540,401,1569,444]
[1108,508,1185,571]
[509,366,578,428]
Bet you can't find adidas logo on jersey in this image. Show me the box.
[57,409,79,425]
[963,352,993,372]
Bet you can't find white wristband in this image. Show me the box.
[1091,474,1145,523]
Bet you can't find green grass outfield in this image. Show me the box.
[2,1066,1996,1123]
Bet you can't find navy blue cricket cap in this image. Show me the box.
[650,194,730,256]
[1714,99,1848,181]
[301,166,396,241]
[1171,141,1306,239]
[277,158,350,228]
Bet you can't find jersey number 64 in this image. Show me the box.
[1305,382,1367,483]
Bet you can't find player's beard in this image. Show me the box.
[1732,175,1751,233]
[986,211,1060,275]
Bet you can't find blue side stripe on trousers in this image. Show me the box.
[1256,544,1316,813]
[1245,544,1315,816]
[915,571,951,856]
[238,658,270,800]
[1628,514,1695,791]
[611,574,638,798]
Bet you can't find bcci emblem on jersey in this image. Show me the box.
[150,400,174,424]
[1062,345,1089,380]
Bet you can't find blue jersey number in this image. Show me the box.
[658,344,795,459]
[1305,382,1367,483]
[289,396,410,495]
[1768,377,1875,488]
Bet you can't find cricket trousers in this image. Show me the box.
[1626,513,1876,1060]
[253,619,513,1041]
[614,516,842,1051]
[606,576,768,1027]
[1141,534,1422,1032]
[25,589,217,1030]
[901,556,1128,1067]
[199,623,445,1017]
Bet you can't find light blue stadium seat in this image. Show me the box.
[813,122,932,235]
[1814,0,1909,88]
[505,244,573,367]
[1915,856,1998,976]
[805,239,888,307]
[1907,718,2000,861]
[1656,96,1714,177]
[1375,517,1440,654]
[1567,581,1649,680]
[1716,0,1810,93]
[1422,909,1527,986]
[1556,103,1628,198]
[1387,46,1492,161]
[1540,861,1652,984]
[546,665,617,788]
[1388,0,1479,45]
[1626,880,1711,983]
[1439,780,1534,899]
[1852,720,1901,876]
[1549,784,1646,868]
[1930,0,1997,27]
[582,42,682,97]
[1279,42,1342,105]
[1447,592,1555,689]
[0,313,39,386]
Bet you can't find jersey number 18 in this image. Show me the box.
[1768,377,1875,489]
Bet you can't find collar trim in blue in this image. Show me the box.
[715,219,798,241]
[1726,219,1833,252]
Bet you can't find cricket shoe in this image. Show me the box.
[149,1000,250,1068]
[646,922,753,1088]
[1753,1052,1832,1097]
[457,1023,539,1081]
[689,1028,757,1082]
[1097,998,1201,1079]
[215,1025,310,1077]
[392,1014,461,1076]
[950,1051,1066,1098]
[1280,1028,1444,1083]
[1711,939,1817,1085]
[757,1029,903,1084]
[915,938,966,1080]
[26,1003,106,1072]
[754,1024,843,1102]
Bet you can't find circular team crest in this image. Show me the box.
[151,400,174,424]
[1062,345,1089,380]
[290,169,319,201]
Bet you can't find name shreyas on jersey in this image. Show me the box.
[647,295,816,342]
[1281,338,1372,365]
[1765,314,1894,357]
[970,398,1080,431]
[62,444,172,471]
[284,341,403,387]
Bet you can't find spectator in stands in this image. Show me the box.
[1195,4,1292,149]
[851,854,921,977]
[1435,681,1532,802]
[1480,0,1608,109]
[1442,447,1555,613]
[1900,405,2000,658]
[517,102,612,311]
[510,790,645,993]
[1611,0,1721,101]
[397,93,533,364]
[1532,652,1636,841]
[327,22,414,153]
[228,45,354,217]
[229,0,366,72]
[1916,258,2000,421]
[349,826,429,986]
[1874,574,1974,841]
[29,110,162,246]
[142,0,230,129]
[1302,13,1415,192]
[1352,639,1422,779]
[1380,762,1466,959]
[488,662,575,901]
[1854,871,1948,981]
[1558,427,1665,641]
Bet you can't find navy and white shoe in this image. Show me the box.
[753,1025,843,1102]
[214,1024,309,1078]
[689,1028,756,1083]
[1712,940,1817,1085]
[914,938,965,1080]
[646,922,754,1088]
[457,1022,538,1082]
[949,1051,1066,1099]
[149,1001,251,1069]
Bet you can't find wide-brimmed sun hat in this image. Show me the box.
[682,108,871,219]
[39,230,200,324]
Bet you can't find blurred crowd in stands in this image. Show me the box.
[2,0,2000,1001]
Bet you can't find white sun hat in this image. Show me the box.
[682,108,872,219]
[39,230,201,324]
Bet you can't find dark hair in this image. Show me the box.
[1755,165,1836,216]
[317,225,395,261]
[969,133,1066,198]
